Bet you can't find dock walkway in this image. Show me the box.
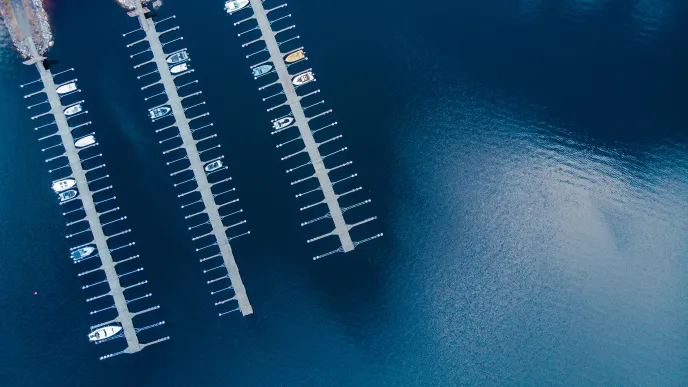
[127,5,252,315]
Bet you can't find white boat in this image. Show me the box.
[166,51,189,64]
[56,81,77,95]
[204,159,223,172]
[58,189,77,202]
[252,64,273,77]
[70,246,95,260]
[225,0,249,13]
[292,71,315,86]
[63,104,83,116]
[52,178,76,193]
[88,325,122,342]
[170,63,189,74]
[149,106,171,120]
[74,135,96,148]
[272,116,294,130]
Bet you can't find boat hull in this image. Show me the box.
[285,50,305,63]
[225,0,249,12]
[63,104,83,116]
[252,64,273,77]
[149,106,171,120]
[52,178,76,193]
[166,51,189,64]
[56,82,77,94]
[71,246,95,260]
[204,160,223,172]
[59,189,78,202]
[74,135,96,148]
[273,117,294,129]
[292,71,315,86]
[88,326,122,342]
[170,63,188,74]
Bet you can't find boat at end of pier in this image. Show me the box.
[170,63,189,74]
[292,71,315,86]
[204,159,223,172]
[74,135,96,148]
[166,51,189,64]
[56,81,77,95]
[149,106,172,120]
[252,64,273,77]
[58,189,78,202]
[71,246,96,261]
[88,325,122,342]
[52,178,76,193]
[285,49,305,63]
[63,103,83,116]
[272,116,294,130]
[225,0,249,13]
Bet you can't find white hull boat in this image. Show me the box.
[225,0,249,13]
[170,63,189,74]
[59,189,77,202]
[56,82,77,95]
[88,325,122,342]
[74,135,96,148]
[52,178,76,193]
[292,71,315,86]
[166,51,189,64]
[149,106,171,120]
[252,64,273,77]
[71,246,96,260]
[272,116,294,130]
[204,160,223,172]
[63,104,83,116]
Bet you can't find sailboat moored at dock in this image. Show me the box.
[204,159,223,172]
[166,51,189,64]
[169,63,189,74]
[52,178,76,193]
[252,64,273,77]
[71,246,96,261]
[58,189,78,202]
[63,103,83,116]
[292,71,315,86]
[272,116,294,130]
[285,49,305,63]
[149,106,171,120]
[225,0,249,13]
[88,325,122,342]
[56,81,77,95]
[74,134,96,148]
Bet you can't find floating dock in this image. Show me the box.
[6,0,167,360]
[228,0,382,260]
[121,3,253,316]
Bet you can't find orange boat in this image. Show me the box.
[285,49,305,63]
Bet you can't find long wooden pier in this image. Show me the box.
[9,0,167,360]
[123,3,253,316]
[229,0,383,260]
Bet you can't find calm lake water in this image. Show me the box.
[1,0,687,386]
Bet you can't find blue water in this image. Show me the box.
[1,0,688,385]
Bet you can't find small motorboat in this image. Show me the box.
[149,106,171,120]
[204,159,223,173]
[272,116,294,130]
[285,49,305,63]
[58,189,78,202]
[70,246,96,260]
[56,81,77,95]
[252,64,273,77]
[74,135,96,148]
[225,0,249,13]
[166,51,189,64]
[63,103,83,116]
[88,325,122,342]
[52,178,76,193]
[170,63,189,74]
[292,71,315,86]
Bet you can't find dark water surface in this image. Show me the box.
[1,0,687,385]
